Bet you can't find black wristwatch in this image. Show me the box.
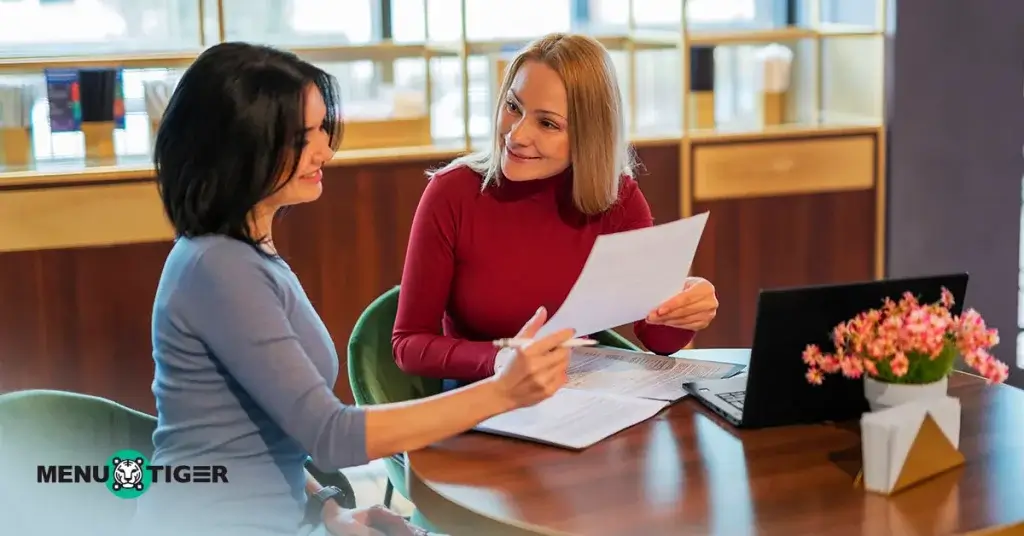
[311,485,346,510]
[305,485,347,524]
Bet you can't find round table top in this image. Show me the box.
[408,350,1024,536]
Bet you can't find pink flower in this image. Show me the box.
[803,287,1008,386]
[940,287,955,308]
[840,356,864,379]
[890,352,910,377]
[821,355,842,374]
[982,359,1010,384]
[802,345,822,366]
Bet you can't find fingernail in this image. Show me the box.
[536,306,545,315]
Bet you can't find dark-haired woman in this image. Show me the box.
[133,42,576,536]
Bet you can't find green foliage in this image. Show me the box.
[871,339,957,384]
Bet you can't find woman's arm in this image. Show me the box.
[370,306,571,460]
[304,469,325,498]
[392,171,501,382]
[363,376,513,460]
[182,244,369,472]
[615,179,697,354]
[181,240,556,473]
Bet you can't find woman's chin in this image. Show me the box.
[500,159,542,182]
[290,182,324,205]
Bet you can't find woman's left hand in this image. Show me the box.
[323,503,429,536]
[646,277,718,330]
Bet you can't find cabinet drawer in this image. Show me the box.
[692,135,876,200]
[0,182,173,253]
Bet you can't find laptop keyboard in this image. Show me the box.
[717,391,745,410]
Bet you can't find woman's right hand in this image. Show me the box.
[493,307,574,409]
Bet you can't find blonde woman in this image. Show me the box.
[392,32,720,385]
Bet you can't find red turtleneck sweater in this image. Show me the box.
[391,165,696,382]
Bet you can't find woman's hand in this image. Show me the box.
[646,277,718,330]
[493,307,574,409]
[323,502,430,536]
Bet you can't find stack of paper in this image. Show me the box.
[475,388,669,450]
[475,346,741,449]
[565,346,744,402]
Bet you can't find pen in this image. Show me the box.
[492,337,598,349]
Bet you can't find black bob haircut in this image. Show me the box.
[154,42,343,252]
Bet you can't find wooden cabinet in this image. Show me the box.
[687,132,881,349]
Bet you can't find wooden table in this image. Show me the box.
[408,351,1024,536]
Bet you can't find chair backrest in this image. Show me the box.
[0,389,158,533]
[347,286,444,406]
[589,328,642,351]
[347,286,643,406]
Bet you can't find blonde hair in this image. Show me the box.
[428,33,636,215]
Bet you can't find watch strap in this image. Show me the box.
[311,485,345,509]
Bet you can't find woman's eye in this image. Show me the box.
[505,99,520,113]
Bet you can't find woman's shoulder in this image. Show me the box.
[171,235,263,270]
[613,173,645,205]
[165,236,285,291]
[420,162,487,207]
[427,162,485,191]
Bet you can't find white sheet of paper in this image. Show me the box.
[567,346,744,401]
[535,212,710,339]
[474,388,669,450]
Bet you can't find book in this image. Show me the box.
[472,346,743,449]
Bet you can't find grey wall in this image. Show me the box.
[887,0,1024,387]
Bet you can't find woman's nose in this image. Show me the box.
[508,118,532,146]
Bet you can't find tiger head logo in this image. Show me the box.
[111,457,146,492]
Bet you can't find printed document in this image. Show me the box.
[535,212,710,339]
[470,346,745,450]
[474,388,669,450]
[567,346,745,401]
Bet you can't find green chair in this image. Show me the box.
[348,285,444,513]
[0,389,159,533]
[346,285,642,515]
[0,388,358,535]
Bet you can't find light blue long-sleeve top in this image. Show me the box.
[132,235,369,536]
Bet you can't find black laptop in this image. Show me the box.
[682,273,969,429]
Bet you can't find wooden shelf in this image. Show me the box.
[0,125,884,188]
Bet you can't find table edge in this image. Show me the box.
[406,456,571,536]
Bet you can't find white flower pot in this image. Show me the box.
[863,375,949,411]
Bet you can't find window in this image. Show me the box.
[220,0,378,47]
[0,0,202,57]
[0,0,792,167]
[388,0,782,144]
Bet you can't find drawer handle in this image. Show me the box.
[771,159,795,173]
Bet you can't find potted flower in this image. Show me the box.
[802,287,1008,410]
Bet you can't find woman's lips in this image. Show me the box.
[300,169,323,182]
[506,147,539,162]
